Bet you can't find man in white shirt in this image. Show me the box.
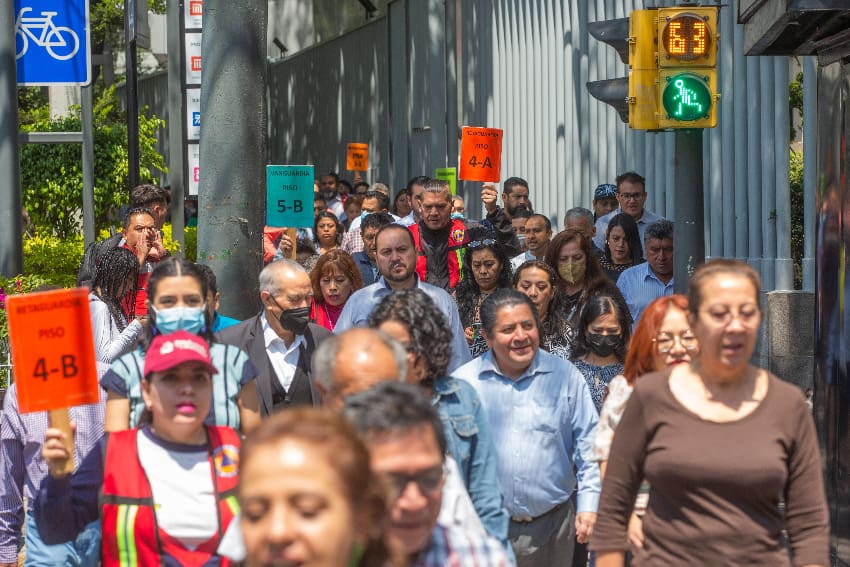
[218,260,331,414]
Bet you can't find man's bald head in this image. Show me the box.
[313,328,408,411]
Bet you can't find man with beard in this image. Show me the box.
[502,177,532,220]
[335,223,471,372]
[218,259,331,414]
[411,180,521,292]
[317,171,346,222]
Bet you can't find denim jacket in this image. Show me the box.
[433,376,510,546]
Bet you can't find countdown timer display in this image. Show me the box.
[662,14,711,61]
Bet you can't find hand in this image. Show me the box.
[1,562,20,567]
[278,231,294,257]
[42,422,76,479]
[627,513,644,549]
[353,173,364,183]
[148,230,165,261]
[575,511,597,544]
[481,183,498,214]
[464,326,475,345]
[134,233,151,265]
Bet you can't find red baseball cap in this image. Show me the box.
[144,330,218,377]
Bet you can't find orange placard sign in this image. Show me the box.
[7,288,99,413]
[346,142,369,171]
[459,126,503,182]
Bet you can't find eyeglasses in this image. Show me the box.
[618,192,645,201]
[653,332,698,353]
[701,307,760,327]
[468,238,496,249]
[385,467,444,497]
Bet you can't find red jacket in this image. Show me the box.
[101,426,241,567]
[410,219,470,290]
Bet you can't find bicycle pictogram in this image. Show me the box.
[15,7,80,61]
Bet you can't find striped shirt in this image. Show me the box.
[412,524,513,567]
[616,262,675,324]
[452,349,601,517]
[0,382,105,562]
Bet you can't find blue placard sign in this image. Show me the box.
[14,0,91,85]
[266,165,315,228]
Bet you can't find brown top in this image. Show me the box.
[590,370,829,566]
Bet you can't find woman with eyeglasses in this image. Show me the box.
[456,229,514,358]
[570,295,632,412]
[598,213,644,283]
[592,260,829,566]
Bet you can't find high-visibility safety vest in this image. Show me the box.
[101,426,241,567]
[410,219,469,290]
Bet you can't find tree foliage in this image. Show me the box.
[19,85,166,238]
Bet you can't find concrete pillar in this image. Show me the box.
[197,0,267,318]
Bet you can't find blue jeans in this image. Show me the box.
[24,513,100,566]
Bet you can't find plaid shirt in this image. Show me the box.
[412,524,514,567]
[0,383,106,562]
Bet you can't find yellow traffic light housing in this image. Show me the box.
[656,7,719,128]
[628,10,659,130]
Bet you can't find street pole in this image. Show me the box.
[124,0,140,192]
[198,0,267,318]
[166,0,185,253]
[0,0,23,277]
[81,84,96,247]
[673,128,705,293]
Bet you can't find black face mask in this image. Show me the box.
[278,306,311,335]
[586,333,621,357]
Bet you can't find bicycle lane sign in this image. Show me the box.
[14,0,91,85]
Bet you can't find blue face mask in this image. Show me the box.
[360,210,373,223]
[451,212,465,220]
[152,305,207,335]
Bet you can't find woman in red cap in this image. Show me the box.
[37,330,244,566]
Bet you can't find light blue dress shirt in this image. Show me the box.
[334,275,472,372]
[616,261,674,324]
[452,349,601,517]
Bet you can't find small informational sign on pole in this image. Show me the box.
[458,127,503,182]
[14,0,91,85]
[186,88,201,140]
[184,32,202,85]
[7,288,99,474]
[266,165,315,229]
[434,167,457,195]
[346,143,369,171]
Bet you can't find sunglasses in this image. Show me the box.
[385,466,444,497]
[468,238,497,249]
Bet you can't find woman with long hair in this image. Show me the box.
[599,213,644,282]
[570,295,632,412]
[545,228,628,328]
[100,256,261,434]
[456,229,513,358]
[89,246,143,363]
[309,249,364,332]
[593,261,829,565]
[513,260,575,359]
[313,211,343,255]
[38,331,244,565]
[239,408,403,567]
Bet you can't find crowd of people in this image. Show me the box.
[0,173,829,567]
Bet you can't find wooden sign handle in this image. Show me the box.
[285,227,297,260]
[48,408,75,476]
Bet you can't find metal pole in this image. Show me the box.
[198,0,267,318]
[81,85,95,247]
[802,56,817,291]
[0,0,23,276]
[124,0,140,191]
[166,0,185,253]
[673,129,705,294]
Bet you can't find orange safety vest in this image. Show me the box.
[101,426,241,567]
[410,219,469,289]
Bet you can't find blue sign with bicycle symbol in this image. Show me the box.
[14,0,90,85]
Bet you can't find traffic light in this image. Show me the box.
[656,7,719,128]
[587,10,659,130]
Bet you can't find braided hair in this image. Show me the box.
[91,247,139,332]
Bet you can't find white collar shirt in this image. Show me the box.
[261,313,306,391]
